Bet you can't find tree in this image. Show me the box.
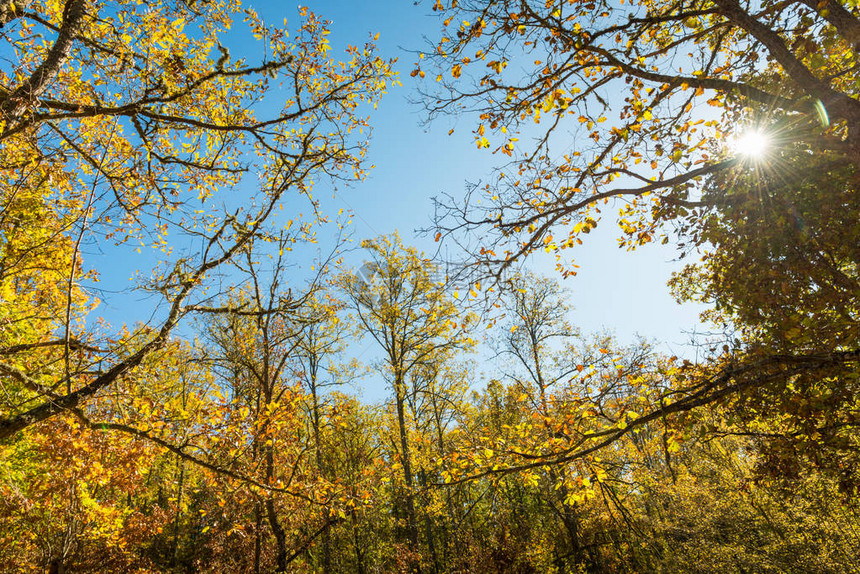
[421,0,860,483]
[495,274,595,570]
[444,274,666,571]
[423,0,859,270]
[0,336,211,572]
[291,289,361,572]
[198,236,367,573]
[0,0,393,443]
[669,145,860,489]
[202,256,298,572]
[340,232,476,571]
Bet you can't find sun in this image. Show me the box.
[733,130,769,158]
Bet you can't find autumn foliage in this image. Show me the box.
[1,0,860,572]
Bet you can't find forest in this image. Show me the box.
[1,0,859,572]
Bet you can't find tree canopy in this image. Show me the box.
[422,0,859,270]
[1,0,859,572]
[418,0,860,490]
[0,0,394,439]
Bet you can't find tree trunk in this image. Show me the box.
[253,502,262,574]
[394,373,420,572]
[311,379,332,572]
[265,446,288,572]
[172,455,185,566]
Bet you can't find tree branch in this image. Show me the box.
[0,0,86,119]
